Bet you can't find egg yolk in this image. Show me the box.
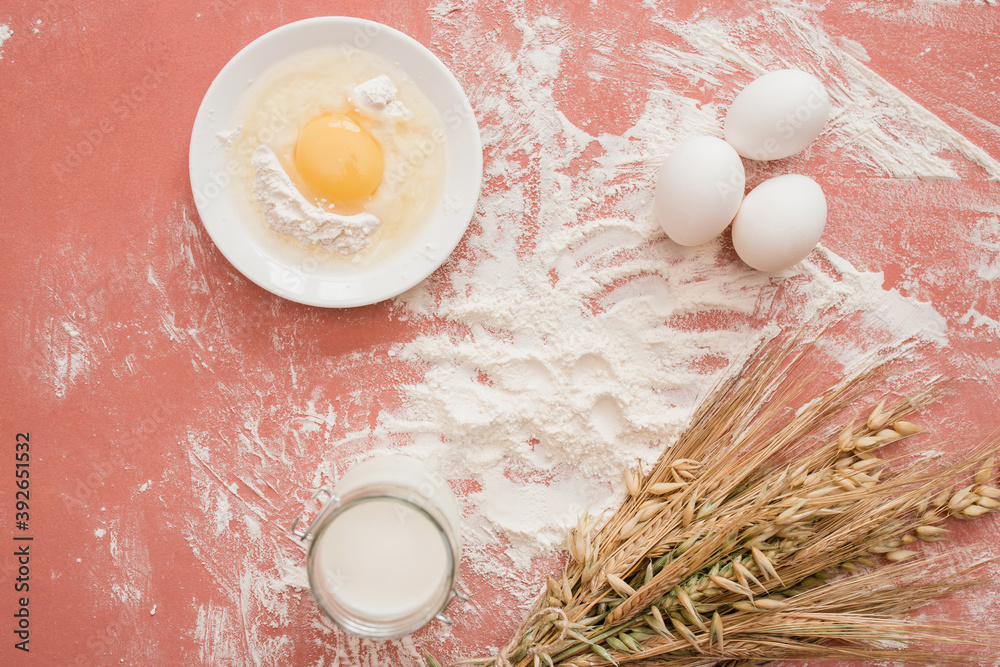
[294,114,383,202]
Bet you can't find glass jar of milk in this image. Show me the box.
[293,454,463,640]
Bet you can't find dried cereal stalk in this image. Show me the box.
[440,333,1000,666]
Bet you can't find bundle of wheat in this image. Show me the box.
[432,334,999,667]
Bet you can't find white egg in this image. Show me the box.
[731,174,826,272]
[724,69,830,161]
[654,136,745,247]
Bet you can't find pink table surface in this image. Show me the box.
[2,1,999,666]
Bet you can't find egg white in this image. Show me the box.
[227,47,447,266]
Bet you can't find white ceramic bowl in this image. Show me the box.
[189,17,482,307]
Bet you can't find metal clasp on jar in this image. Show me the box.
[290,486,337,542]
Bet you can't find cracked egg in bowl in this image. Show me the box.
[227,47,447,259]
[189,17,482,307]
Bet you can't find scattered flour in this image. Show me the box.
[972,214,1000,281]
[51,318,92,398]
[214,489,232,536]
[0,24,11,59]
